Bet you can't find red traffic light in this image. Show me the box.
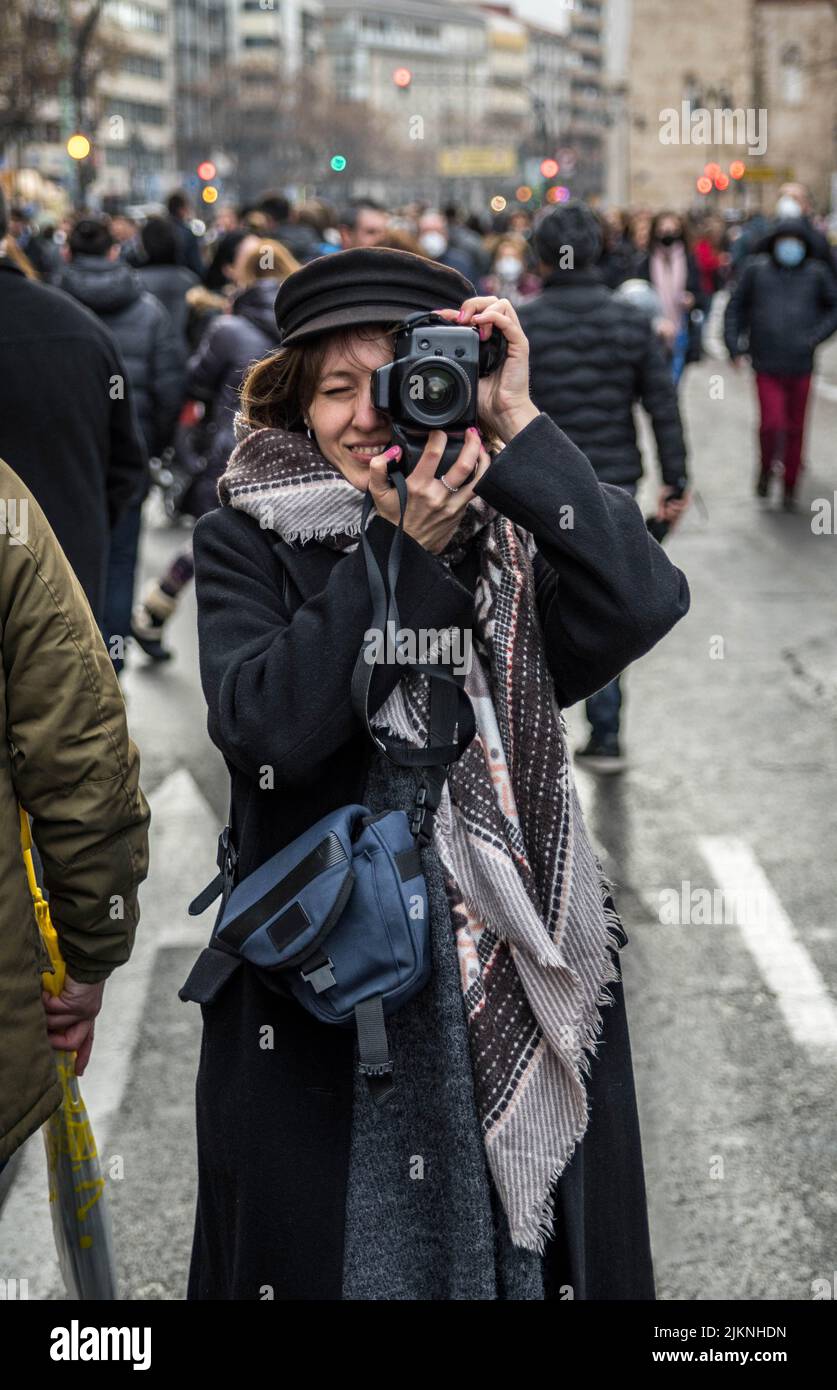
[696,176,713,195]
[393,67,412,88]
[539,158,560,179]
[729,160,746,179]
[197,160,217,181]
[714,172,730,191]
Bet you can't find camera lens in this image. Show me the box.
[424,371,456,409]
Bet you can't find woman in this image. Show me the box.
[182,247,690,1300]
[131,238,298,660]
[478,232,541,306]
[636,211,706,385]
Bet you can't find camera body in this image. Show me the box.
[371,312,506,477]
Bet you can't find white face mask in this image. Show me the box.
[775,196,803,219]
[495,255,523,279]
[419,230,447,259]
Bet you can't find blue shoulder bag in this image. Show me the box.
[180,474,475,1104]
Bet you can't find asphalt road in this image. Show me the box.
[2,329,836,1301]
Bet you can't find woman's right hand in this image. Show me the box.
[367,427,491,555]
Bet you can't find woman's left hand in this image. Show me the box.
[431,295,539,445]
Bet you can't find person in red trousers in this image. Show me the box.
[724,218,837,509]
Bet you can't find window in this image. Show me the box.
[122,53,164,79]
[106,98,167,127]
[780,43,803,106]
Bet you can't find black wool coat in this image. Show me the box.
[518,271,688,492]
[185,412,690,1299]
[0,259,147,618]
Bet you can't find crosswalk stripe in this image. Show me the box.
[699,835,837,1063]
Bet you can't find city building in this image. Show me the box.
[606,0,836,213]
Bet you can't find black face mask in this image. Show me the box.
[658,232,682,247]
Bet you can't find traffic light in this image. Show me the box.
[539,158,559,179]
[330,154,347,172]
[729,160,746,179]
[67,134,91,160]
[197,160,217,181]
[393,67,412,88]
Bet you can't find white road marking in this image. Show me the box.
[0,767,217,1297]
[816,381,837,402]
[699,836,837,1063]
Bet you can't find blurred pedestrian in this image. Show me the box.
[417,208,477,280]
[134,216,199,351]
[131,238,296,660]
[167,191,205,278]
[724,217,837,509]
[596,208,636,290]
[519,201,690,772]
[478,233,541,306]
[337,198,389,250]
[636,211,706,385]
[58,216,185,670]
[0,458,150,1169]
[257,192,317,263]
[0,191,146,622]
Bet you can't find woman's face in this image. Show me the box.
[307,332,394,491]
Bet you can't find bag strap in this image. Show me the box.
[349,480,475,846]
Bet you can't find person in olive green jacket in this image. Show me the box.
[0,458,151,1166]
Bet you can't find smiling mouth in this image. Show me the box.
[345,442,390,458]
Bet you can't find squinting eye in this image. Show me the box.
[324,387,351,396]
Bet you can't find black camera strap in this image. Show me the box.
[350,475,475,847]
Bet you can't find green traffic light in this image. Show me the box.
[330,155,347,172]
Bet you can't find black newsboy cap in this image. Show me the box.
[273,246,476,346]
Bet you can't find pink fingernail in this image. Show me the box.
[456,309,465,322]
[384,445,401,460]
[467,426,480,438]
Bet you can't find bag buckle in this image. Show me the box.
[300,957,336,994]
[409,785,428,839]
[358,1059,394,1078]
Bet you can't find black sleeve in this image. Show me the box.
[637,325,689,490]
[105,338,148,521]
[148,303,186,454]
[193,507,475,785]
[724,263,754,358]
[185,317,232,401]
[473,412,690,708]
[810,263,837,348]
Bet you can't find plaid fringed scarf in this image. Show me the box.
[220,420,627,1253]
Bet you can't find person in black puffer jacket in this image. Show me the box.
[58,216,186,672]
[724,218,837,508]
[131,237,299,663]
[518,201,690,772]
[132,216,199,353]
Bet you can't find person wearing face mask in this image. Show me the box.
[724,218,837,509]
[417,209,477,282]
[478,234,542,307]
[635,212,707,385]
[753,185,837,282]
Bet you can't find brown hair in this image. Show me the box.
[237,238,301,286]
[239,321,501,450]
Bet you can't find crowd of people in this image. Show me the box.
[2,179,835,762]
[1,169,836,1302]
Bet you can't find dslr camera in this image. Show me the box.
[371,311,507,478]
